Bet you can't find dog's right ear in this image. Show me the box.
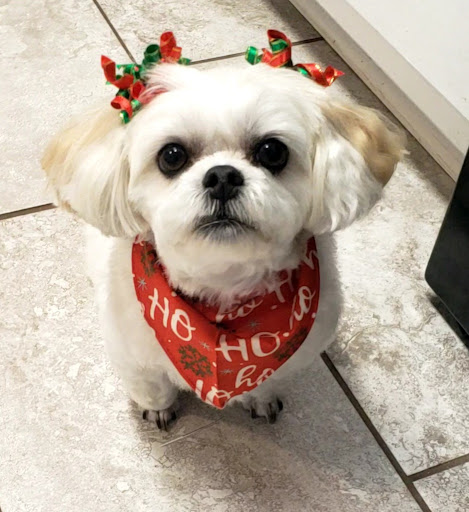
[41,105,147,237]
[306,99,406,234]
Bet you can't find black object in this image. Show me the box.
[426,149,469,334]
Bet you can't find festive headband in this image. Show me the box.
[102,30,343,124]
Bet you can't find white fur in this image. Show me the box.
[44,62,404,418]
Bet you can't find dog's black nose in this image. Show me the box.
[202,165,244,202]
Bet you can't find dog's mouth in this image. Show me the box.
[195,214,254,241]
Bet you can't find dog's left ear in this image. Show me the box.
[307,100,406,234]
[42,105,147,237]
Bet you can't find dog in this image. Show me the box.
[42,59,405,429]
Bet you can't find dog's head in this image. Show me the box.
[42,63,404,300]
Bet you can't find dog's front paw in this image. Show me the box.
[142,408,177,431]
[247,397,284,424]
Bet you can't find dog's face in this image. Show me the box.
[127,64,325,293]
[43,63,404,300]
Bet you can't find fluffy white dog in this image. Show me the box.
[42,61,404,429]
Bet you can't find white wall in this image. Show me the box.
[347,0,469,118]
[290,0,469,179]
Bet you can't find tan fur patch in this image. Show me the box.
[41,105,121,205]
[322,102,406,184]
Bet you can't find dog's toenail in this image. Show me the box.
[142,410,148,420]
[267,403,277,424]
[277,399,284,412]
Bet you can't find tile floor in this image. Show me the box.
[1,1,468,511]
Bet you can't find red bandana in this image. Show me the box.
[132,238,320,409]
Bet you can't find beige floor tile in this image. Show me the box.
[97,0,318,62]
[263,40,469,475]
[0,0,315,215]
[0,0,128,215]
[203,37,469,475]
[0,209,219,511]
[415,463,469,512]
[0,209,420,510]
[0,0,315,216]
[146,358,422,512]
[286,46,469,474]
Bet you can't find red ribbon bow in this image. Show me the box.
[159,31,183,63]
[101,32,190,123]
[295,62,344,87]
[246,29,344,87]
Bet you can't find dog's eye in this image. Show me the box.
[157,143,188,176]
[254,138,289,174]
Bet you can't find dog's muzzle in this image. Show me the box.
[194,213,253,241]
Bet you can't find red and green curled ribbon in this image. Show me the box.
[101,32,191,124]
[102,29,342,124]
[246,29,344,87]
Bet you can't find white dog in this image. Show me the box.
[42,61,404,429]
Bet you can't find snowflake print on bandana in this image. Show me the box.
[179,345,213,377]
[273,327,310,362]
[132,238,320,409]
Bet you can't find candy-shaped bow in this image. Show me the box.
[245,29,344,87]
[101,31,191,123]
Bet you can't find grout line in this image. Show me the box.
[292,36,325,45]
[0,203,56,222]
[91,0,135,62]
[191,36,324,65]
[192,51,252,65]
[160,420,219,447]
[321,352,432,512]
[409,454,469,481]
